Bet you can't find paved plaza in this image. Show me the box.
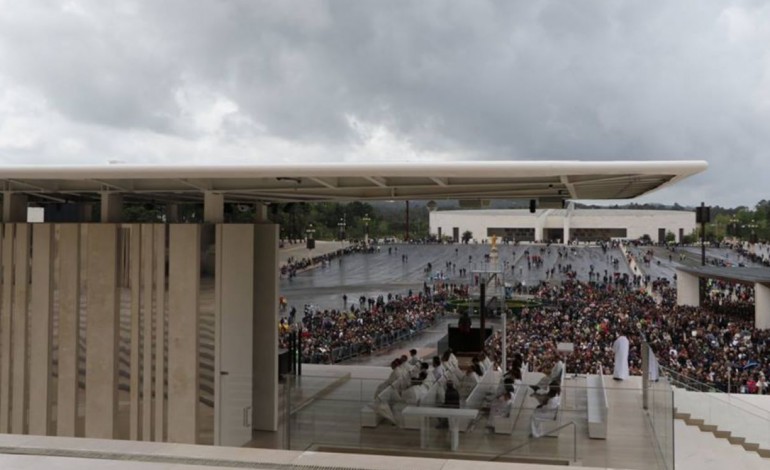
[281,242,767,315]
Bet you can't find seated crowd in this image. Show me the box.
[486,280,770,394]
[278,293,444,363]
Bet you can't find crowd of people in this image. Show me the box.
[278,293,445,364]
[280,240,770,395]
[280,242,377,279]
[485,278,770,394]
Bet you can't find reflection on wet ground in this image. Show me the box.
[281,243,761,312]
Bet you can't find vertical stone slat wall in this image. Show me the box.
[84,224,120,439]
[129,224,141,440]
[56,224,81,437]
[11,223,30,434]
[153,224,167,442]
[141,224,155,441]
[0,224,10,433]
[29,224,54,435]
[167,224,200,444]
[0,222,228,445]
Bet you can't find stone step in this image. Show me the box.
[685,418,705,426]
[757,448,770,459]
[742,442,760,452]
[713,430,731,439]
[698,424,718,432]
[727,436,746,445]
[674,412,690,420]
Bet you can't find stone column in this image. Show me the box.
[252,223,279,431]
[167,224,201,444]
[204,192,225,224]
[563,214,570,244]
[84,224,120,439]
[29,224,55,435]
[755,283,770,330]
[166,204,180,223]
[3,193,27,222]
[100,193,123,223]
[676,270,700,307]
[56,224,81,437]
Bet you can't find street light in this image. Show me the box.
[337,217,346,241]
[362,213,371,244]
[305,223,316,250]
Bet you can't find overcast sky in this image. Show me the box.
[1,1,768,207]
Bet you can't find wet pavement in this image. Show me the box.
[626,245,768,282]
[279,243,634,311]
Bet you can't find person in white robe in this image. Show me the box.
[459,368,480,399]
[487,391,513,428]
[408,349,421,366]
[613,334,630,381]
[530,388,561,437]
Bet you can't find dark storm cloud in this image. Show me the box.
[0,0,769,206]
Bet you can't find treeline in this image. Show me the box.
[120,200,431,240]
[118,198,770,243]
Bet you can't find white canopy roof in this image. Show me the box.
[0,160,707,204]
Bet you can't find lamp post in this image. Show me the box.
[305,223,316,250]
[337,217,346,241]
[362,213,371,245]
[747,221,758,244]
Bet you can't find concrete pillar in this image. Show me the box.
[0,225,12,433]
[166,204,180,223]
[84,224,120,439]
[29,224,55,436]
[676,270,700,307]
[56,224,80,437]
[563,215,570,244]
[81,203,95,222]
[11,223,30,434]
[755,283,770,330]
[153,225,167,442]
[534,225,543,242]
[204,192,225,224]
[167,224,201,444]
[252,223,279,431]
[100,193,123,223]
[141,224,155,441]
[3,193,28,222]
[215,224,255,446]
[129,225,142,441]
[254,203,268,223]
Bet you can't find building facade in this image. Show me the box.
[430,208,696,243]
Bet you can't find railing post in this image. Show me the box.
[297,326,302,376]
[642,343,650,410]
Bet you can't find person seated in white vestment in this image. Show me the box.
[459,366,481,399]
[472,356,486,376]
[431,356,445,381]
[487,390,513,428]
[412,361,429,379]
[448,349,459,369]
[481,352,493,372]
[530,386,561,437]
[530,351,565,403]
[408,348,421,366]
[402,379,428,405]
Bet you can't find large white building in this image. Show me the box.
[430,207,696,243]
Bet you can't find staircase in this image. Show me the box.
[674,408,770,459]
